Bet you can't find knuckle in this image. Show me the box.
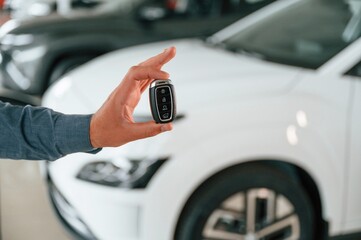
[129,65,139,72]
[127,66,141,79]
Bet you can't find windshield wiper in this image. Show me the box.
[238,48,265,59]
[225,44,266,60]
[205,38,266,60]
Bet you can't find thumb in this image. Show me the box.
[132,121,173,140]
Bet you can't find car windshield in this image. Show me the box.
[221,0,361,69]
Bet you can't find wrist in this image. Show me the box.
[90,114,101,148]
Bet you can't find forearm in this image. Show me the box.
[0,102,98,161]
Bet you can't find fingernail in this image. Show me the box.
[161,124,172,132]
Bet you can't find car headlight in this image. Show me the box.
[76,158,168,189]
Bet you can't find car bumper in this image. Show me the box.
[47,176,98,240]
[45,157,147,240]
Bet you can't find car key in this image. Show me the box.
[149,79,176,123]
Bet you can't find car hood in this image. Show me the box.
[44,39,302,116]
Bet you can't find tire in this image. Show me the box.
[175,163,315,240]
[48,55,96,86]
[0,97,31,106]
[0,88,41,106]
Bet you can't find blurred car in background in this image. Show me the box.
[2,0,118,19]
[0,0,275,97]
[41,0,361,239]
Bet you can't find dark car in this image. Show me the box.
[3,0,103,18]
[0,0,275,97]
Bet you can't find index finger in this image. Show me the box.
[138,47,176,68]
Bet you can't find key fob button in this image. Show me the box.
[157,87,170,96]
[159,104,169,112]
[161,112,170,119]
[158,103,171,113]
[157,95,171,105]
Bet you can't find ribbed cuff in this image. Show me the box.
[54,114,101,156]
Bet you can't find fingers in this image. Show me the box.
[122,47,175,91]
[127,66,170,82]
[139,47,176,68]
[131,121,173,140]
[125,66,170,93]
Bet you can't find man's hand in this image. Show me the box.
[89,47,176,148]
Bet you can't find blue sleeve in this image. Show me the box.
[0,101,101,161]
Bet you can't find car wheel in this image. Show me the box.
[0,97,30,106]
[48,55,96,86]
[175,163,315,240]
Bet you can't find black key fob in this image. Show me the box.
[149,79,176,124]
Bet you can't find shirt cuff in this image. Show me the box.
[54,114,101,156]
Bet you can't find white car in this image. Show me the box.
[42,0,361,239]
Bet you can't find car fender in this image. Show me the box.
[36,34,119,88]
[141,96,346,239]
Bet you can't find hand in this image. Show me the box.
[90,47,176,148]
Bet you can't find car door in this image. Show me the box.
[344,58,361,233]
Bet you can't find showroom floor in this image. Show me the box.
[0,12,69,240]
[0,160,70,240]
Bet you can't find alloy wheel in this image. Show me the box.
[202,188,300,240]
